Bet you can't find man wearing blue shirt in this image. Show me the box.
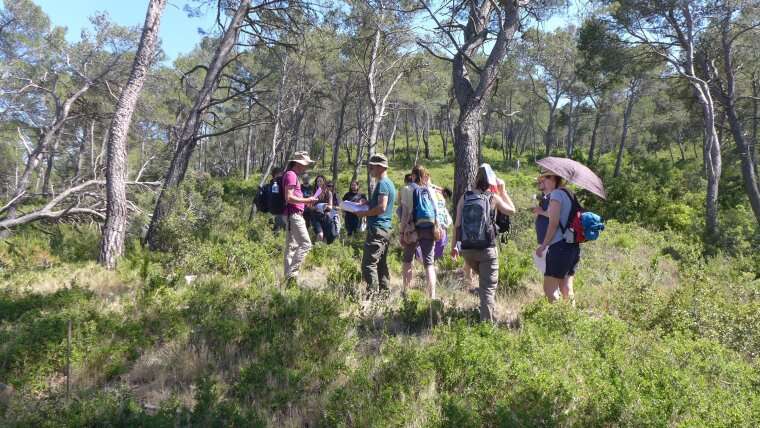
[356,154,396,294]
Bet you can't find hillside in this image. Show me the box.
[1,135,758,427]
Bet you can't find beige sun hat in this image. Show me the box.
[537,167,557,179]
[368,153,388,168]
[289,151,315,165]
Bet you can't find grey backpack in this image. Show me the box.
[461,191,496,249]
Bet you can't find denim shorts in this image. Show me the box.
[544,240,581,279]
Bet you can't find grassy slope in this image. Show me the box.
[1,134,758,427]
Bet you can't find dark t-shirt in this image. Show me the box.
[535,194,551,244]
[343,191,366,204]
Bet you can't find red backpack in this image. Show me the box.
[558,188,586,244]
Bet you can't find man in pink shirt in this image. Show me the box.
[282,152,318,285]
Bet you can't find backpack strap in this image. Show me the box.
[485,192,506,247]
[410,183,420,223]
[411,183,438,226]
[557,188,580,234]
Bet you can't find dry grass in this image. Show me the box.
[126,338,212,409]
[16,263,133,296]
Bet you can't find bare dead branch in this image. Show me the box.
[16,127,33,156]
[0,191,26,215]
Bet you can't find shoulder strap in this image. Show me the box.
[558,188,579,233]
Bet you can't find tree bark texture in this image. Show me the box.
[587,109,602,165]
[332,87,350,184]
[146,0,251,248]
[100,0,167,268]
[450,1,521,205]
[614,80,638,178]
[715,20,760,226]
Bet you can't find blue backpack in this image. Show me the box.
[558,188,605,243]
[411,184,437,228]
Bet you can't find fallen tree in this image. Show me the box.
[0,180,160,231]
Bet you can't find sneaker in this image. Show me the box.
[469,287,480,295]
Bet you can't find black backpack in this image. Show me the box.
[461,192,497,250]
[254,184,270,213]
[495,211,511,244]
[267,176,286,215]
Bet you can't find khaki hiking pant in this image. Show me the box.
[461,247,499,323]
[284,213,312,280]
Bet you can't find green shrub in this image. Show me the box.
[233,288,354,414]
[428,302,760,427]
[323,339,436,427]
[392,290,443,332]
[179,230,275,280]
[151,176,227,252]
[49,225,100,262]
[0,229,57,271]
[326,249,362,296]
[498,241,532,295]
[654,202,695,232]
[652,258,760,360]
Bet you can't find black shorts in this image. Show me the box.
[544,240,581,279]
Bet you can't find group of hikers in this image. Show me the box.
[264,150,583,323]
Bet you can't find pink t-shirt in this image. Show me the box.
[281,170,304,215]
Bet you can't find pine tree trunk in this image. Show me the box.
[331,88,350,184]
[614,85,637,178]
[243,102,253,181]
[423,109,430,159]
[385,110,398,158]
[750,73,758,175]
[544,98,560,157]
[100,0,167,268]
[695,84,721,240]
[41,138,58,196]
[719,68,760,227]
[146,0,251,248]
[404,109,410,160]
[566,95,574,156]
[587,108,601,165]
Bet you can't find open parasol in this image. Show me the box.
[536,157,606,199]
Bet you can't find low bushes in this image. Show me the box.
[323,302,759,426]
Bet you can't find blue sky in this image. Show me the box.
[30,1,576,61]
[31,0,216,60]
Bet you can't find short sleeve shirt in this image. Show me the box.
[534,194,551,244]
[400,185,414,209]
[281,170,304,215]
[548,188,573,245]
[367,177,396,229]
[343,191,366,203]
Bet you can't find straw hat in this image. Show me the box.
[537,167,557,180]
[289,151,315,165]
[368,153,388,168]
